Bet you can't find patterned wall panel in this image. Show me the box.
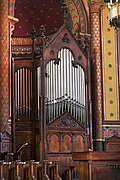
[65,0,80,34]
[0,0,10,133]
[103,126,120,139]
[102,7,119,121]
[73,0,86,33]
[65,0,86,34]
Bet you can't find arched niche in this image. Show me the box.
[74,135,84,152]
[63,134,72,152]
[49,134,60,152]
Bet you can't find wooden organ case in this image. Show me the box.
[11,25,91,171]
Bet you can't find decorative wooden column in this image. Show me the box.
[40,25,46,161]
[90,1,103,151]
[0,0,9,133]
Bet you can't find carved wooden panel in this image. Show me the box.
[0,131,11,153]
[48,112,85,131]
[74,135,84,152]
[47,112,87,175]
[105,135,120,152]
[43,25,87,73]
[92,163,120,180]
[72,152,120,180]
[63,135,72,152]
[49,134,59,153]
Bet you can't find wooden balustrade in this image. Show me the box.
[0,160,62,180]
[72,151,120,180]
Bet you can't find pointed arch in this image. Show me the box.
[65,0,88,34]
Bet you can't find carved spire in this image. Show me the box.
[39,25,45,56]
[39,25,45,38]
[31,26,36,40]
[61,0,68,25]
[31,26,36,60]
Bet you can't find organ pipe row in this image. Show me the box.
[46,48,86,125]
[15,68,32,118]
[14,48,86,126]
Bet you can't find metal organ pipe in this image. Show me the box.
[25,69,27,115]
[15,68,32,119]
[19,69,22,114]
[53,61,56,119]
[73,65,76,117]
[59,50,62,115]
[67,49,70,111]
[37,67,41,120]
[78,68,80,121]
[75,68,77,119]
[52,61,54,119]
[55,60,59,118]
[16,71,19,117]
[50,61,52,120]
[46,48,86,126]
[28,69,31,117]
[60,50,63,113]
[23,68,25,114]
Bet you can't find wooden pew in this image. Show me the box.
[48,161,62,180]
[0,160,62,180]
[0,161,9,179]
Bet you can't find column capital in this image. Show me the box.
[8,15,19,34]
[89,1,103,13]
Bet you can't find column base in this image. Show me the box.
[93,139,103,151]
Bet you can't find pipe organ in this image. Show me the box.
[12,25,89,164]
[46,48,86,124]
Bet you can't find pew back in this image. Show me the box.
[0,160,62,180]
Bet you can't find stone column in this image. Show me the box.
[90,1,103,150]
[0,1,9,133]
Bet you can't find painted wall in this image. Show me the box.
[102,6,119,121]
[101,6,120,139]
